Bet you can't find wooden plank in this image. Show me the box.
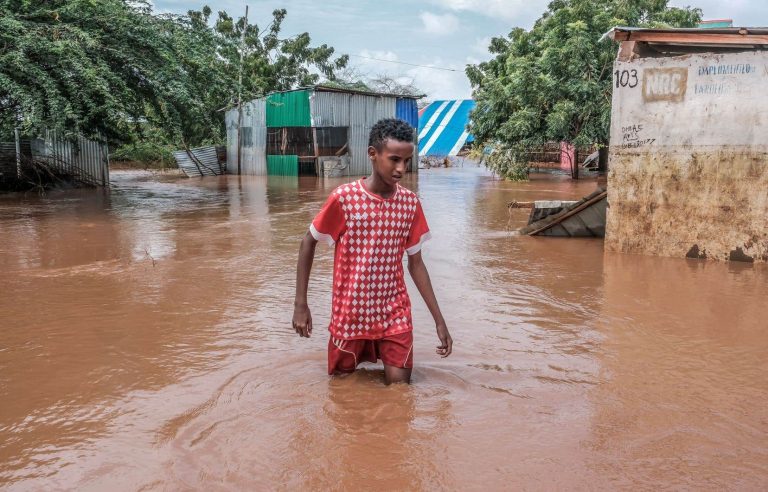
[614,31,768,45]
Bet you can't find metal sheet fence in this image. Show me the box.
[30,130,109,186]
[174,146,226,177]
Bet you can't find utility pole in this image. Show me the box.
[236,5,249,175]
[14,128,21,178]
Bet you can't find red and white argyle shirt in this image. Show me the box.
[310,178,431,340]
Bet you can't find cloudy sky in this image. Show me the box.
[153,0,768,100]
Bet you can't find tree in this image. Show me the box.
[199,7,348,104]
[0,0,212,143]
[322,70,426,101]
[0,1,348,152]
[368,74,424,97]
[466,0,701,179]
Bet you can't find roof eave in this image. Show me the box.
[602,26,768,46]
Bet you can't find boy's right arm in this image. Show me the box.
[293,231,318,338]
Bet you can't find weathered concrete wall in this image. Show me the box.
[606,50,768,262]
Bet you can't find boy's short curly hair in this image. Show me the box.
[368,118,415,150]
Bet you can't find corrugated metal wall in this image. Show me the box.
[225,107,239,174]
[0,141,19,181]
[242,99,267,175]
[348,94,398,175]
[30,130,109,186]
[312,92,419,175]
[174,146,224,177]
[227,99,267,175]
[267,155,298,176]
[310,91,351,126]
[266,90,311,127]
[396,98,418,127]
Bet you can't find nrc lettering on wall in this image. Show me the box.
[642,68,688,103]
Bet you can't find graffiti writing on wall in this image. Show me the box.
[619,123,656,150]
[694,83,729,95]
[697,64,756,76]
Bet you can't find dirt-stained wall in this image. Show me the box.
[606,50,768,262]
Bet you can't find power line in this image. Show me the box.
[348,54,460,72]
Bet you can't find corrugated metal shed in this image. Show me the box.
[418,100,475,156]
[227,86,420,176]
[266,90,311,127]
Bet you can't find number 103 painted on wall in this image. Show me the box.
[615,69,639,88]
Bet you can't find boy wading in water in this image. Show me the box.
[293,118,452,384]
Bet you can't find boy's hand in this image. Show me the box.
[293,303,313,338]
[435,323,453,358]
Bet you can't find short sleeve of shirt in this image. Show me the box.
[310,193,346,246]
[405,199,431,255]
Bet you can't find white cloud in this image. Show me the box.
[669,0,768,26]
[420,12,460,35]
[348,50,401,78]
[358,49,399,63]
[473,36,492,54]
[347,51,471,100]
[405,59,471,100]
[431,0,539,23]
[465,55,482,65]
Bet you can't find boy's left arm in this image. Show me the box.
[407,252,453,358]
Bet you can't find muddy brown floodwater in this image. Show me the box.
[1,166,767,491]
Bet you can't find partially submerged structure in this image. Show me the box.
[225,86,421,177]
[603,27,768,262]
[174,146,226,177]
[515,190,608,237]
[417,100,475,157]
[1,130,109,191]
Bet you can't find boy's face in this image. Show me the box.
[368,138,414,186]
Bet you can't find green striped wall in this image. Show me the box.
[267,155,298,176]
[266,90,311,127]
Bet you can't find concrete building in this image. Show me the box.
[604,27,768,262]
[225,85,420,177]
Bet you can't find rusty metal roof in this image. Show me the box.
[264,84,424,100]
[602,26,768,51]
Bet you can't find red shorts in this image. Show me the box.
[328,331,414,375]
